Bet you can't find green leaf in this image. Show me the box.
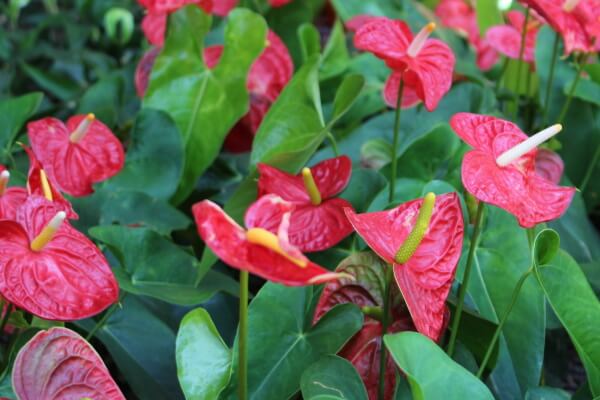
[534,250,600,396]
[525,387,571,400]
[222,283,363,399]
[330,74,366,124]
[320,19,350,81]
[298,23,321,63]
[20,62,81,101]
[176,308,232,399]
[475,0,503,35]
[144,6,267,203]
[385,332,495,399]
[340,168,387,213]
[106,109,184,200]
[0,92,42,154]
[532,229,560,267]
[329,0,402,20]
[463,206,545,399]
[76,296,184,399]
[301,355,368,400]
[567,77,600,107]
[77,73,123,127]
[89,225,233,305]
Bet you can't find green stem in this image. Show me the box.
[377,265,394,400]
[327,132,340,157]
[238,270,249,400]
[542,32,560,126]
[447,202,485,356]
[527,227,536,249]
[513,7,530,121]
[495,57,509,95]
[558,53,589,124]
[388,79,405,204]
[580,145,600,192]
[476,268,533,377]
[86,294,125,341]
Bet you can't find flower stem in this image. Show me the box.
[378,264,394,400]
[388,79,405,204]
[86,293,125,341]
[513,7,530,121]
[476,268,533,377]
[580,145,600,192]
[447,202,484,356]
[542,32,560,126]
[238,270,249,400]
[327,132,340,157]
[558,53,589,124]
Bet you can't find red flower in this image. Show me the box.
[486,11,540,64]
[135,46,160,98]
[139,0,213,46]
[27,114,125,197]
[212,0,237,16]
[0,168,27,221]
[435,0,499,71]
[535,148,564,184]
[256,156,354,252]
[519,0,600,54]
[193,194,348,286]
[344,192,464,341]
[13,327,125,399]
[0,196,119,320]
[269,0,292,6]
[23,145,78,219]
[450,113,575,227]
[204,30,293,152]
[354,18,455,111]
[345,15,380,33]
[313,252,415,399]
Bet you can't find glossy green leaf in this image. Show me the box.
[534,250,600,396]
[532,229,560,267]
[0,92,42,155]
[525,387,571,400]
[330,74,366,124]
[329,0,402,20]
[90,225,234,305]
[298,23,321,62]
[385,332,495,399]
[567,78,600,107]
[301,355,368,400]
[222,283,363,399]
[77,73,123,127]
[144,6,267,203]
[20,62,81,101]
[320,19,349,81]
[475,0,503,35]
[176,308,232,400]
[76,296,184,399]
[106,108,184,200]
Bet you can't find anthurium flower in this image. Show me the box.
[0,196,119,320]
[345,15,380,33]
[256,156,354,252]
[435,0,499,71]
[486,11,540,64]
[203,30,293,152]
[23,145,78,220]
[344,192,464,341]
[13,327,125,399]
[0,168,27,220]
[139,0,213,46]
[313,252,415,399]
[27,114,125,197]
[520,0,600,54]
[269,0,292,6]
[354,18,455,111]
[193,194,347,286]
[535,148,565,184]
[135,46,160,98]
[451,112,575,227]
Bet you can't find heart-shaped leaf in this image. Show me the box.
[301,355,368,400]
[0,92,42,157]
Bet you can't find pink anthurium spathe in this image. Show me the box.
[256,156,354,252]
[0,196,119,320]
[344,192,464,341]
[193,194,349,286]
[0,168,27,220]
[535,148,565,184]
[354,18,455,111]
[486,10,541,64]
[27,114,125,197]
[520,0,600,54]
[13,327,125,400]
[450,112,575,227]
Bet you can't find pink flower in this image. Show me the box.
[486,10,541,64]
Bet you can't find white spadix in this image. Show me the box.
[407,22,436,58]
[563,0,581,12]
[496,124,562,167]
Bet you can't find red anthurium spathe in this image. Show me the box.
[0,169,27,220]
[486,10,541,64]
[520,0,600,54]
[344,192,464,341]
[27,114,125,197]
[0,196,119,320]
[450,113,575,227]
[269,0,292,6]
[535,148,565,184]
[139,0,213,46]
[212,0,237,16]
[193,194,348,286]
[135,46,160,98]
[313,252,415,399]
[13,327,125,400]
[354,18,455,111]
[256,156,354,252]
[345,15,380,33]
